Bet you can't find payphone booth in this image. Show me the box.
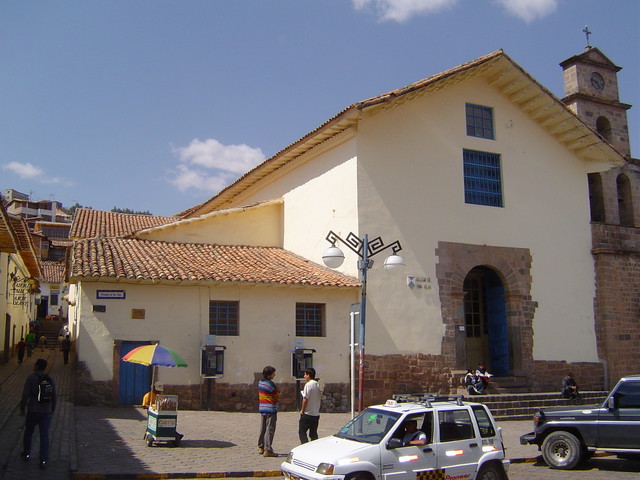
[292,348,315,409]
[201,345,226,377]
[201,345,226,410]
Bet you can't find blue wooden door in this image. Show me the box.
[119,341,151,405]
[485,278,509,376]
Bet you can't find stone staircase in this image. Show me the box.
[451,372,607,420]
[468,391,608,420]
[36,319,65,350]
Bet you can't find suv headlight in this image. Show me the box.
[316,463,335,475]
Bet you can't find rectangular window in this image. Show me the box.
[50,294,59,306]
[209,300,239,336]
[438,409,476,442]
[463,149,503,207]
[466,104,494,139]
[296,303,325,337]
[471,406,496,438]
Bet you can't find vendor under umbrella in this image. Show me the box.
[142,382,164,409]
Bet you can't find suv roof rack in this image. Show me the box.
[392,393,464,407]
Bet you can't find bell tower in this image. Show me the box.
[560,45,632,157]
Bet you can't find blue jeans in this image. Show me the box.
[23,412,51,462]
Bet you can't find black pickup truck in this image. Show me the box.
[520,374,640,469]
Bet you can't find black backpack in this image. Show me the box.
[37,375,54,403]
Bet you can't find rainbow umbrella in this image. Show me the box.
[122,344,188,368]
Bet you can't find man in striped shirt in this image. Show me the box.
[258,365,279,457]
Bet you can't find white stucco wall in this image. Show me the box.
[137,201,284,247]
[1,253,37,351]
[74,280,356,386]
[353,76,601,363]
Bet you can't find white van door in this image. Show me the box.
[434,409,479,478]
[380,443,438,480]
[380,413,440,480]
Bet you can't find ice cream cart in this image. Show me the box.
[144,395,182,447]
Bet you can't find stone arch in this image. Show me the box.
[617,173,634,227]
[596,116,613,143]
[436,242,536,378]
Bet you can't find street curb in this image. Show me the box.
[71,471,283,479]
[63,452,620,479]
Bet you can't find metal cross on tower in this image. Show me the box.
[582,25,592,47]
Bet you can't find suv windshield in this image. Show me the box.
[335,408,401,444]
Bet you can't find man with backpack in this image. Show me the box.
[20,358,56,469]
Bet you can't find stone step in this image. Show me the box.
[467,391,608,420]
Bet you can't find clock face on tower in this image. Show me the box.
[590,72,605,90]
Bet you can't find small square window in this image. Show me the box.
[209,300,239,336]
[296,303,325,337]
[466,104,494,140]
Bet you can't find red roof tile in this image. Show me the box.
[69,237,360,288]
[70,208,179,239]
[42,260,66,284]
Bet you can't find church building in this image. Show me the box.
[67,45,638,410]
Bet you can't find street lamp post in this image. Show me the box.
[322,230,404,412]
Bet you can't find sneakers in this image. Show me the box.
[258,448,264,454]
[20,452,30,462]
[263,450,278,457]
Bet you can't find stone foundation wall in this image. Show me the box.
[363,353,452,405]
[531,361,604,392]
[77,354,610,412]
[75,361,113,406]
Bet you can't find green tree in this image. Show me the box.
[111,207,153,215]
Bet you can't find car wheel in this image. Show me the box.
[476,462,503,480]
[541,431,584,469]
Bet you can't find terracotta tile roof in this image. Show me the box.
[50,238,73,247]
[3,208,42,278]
[42,260,66,284]
[70,208,180,239]
[69,237,360,288]
[0,202,19,253]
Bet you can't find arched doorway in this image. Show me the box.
[463,266,509,376]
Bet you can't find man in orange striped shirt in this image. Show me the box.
[258,366,279,457]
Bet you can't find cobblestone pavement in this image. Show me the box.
[0,347,553,479]
[508,457,640,479]
[0,346,75,480]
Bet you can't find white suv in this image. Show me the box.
[282,394,509,480]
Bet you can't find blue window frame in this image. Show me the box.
[209,300,239,336]
[466,104,494,140]
[463,149,503,207]
[296,303,325,337]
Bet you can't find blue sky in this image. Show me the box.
[1,0,638,216]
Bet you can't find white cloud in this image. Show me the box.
[3,161,44,179]
[353,0,458,22]
[2,161,74,186]
[352,0,557,23]
[494,0,557,23]
[170,138,266,194]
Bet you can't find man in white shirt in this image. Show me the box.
[298,368,321,443]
